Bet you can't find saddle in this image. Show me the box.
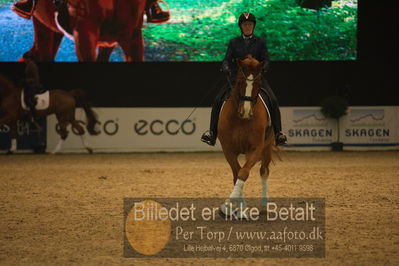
[21,89,50,111]
[258,89,272,127]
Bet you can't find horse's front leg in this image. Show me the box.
[119,27,144,62]
[229,147,264,219]
[22,16,63,61]
[219,150,248,219]
[73,20,99,61]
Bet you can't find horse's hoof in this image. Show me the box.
[86,148,93,154]
[6,150,14,155]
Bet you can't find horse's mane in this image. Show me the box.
[241,55,260,67]
[0,74,16,96]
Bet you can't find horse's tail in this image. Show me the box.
[69,89,100,136]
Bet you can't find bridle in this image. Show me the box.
[236,66,262,103]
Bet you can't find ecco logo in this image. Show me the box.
[56,119,119,136]
[134,119,196,136]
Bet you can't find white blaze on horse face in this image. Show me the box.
[242,74,254,119]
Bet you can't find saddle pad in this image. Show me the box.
[21,90,50,111]
[220,94,272,127]
[259,95,272,127]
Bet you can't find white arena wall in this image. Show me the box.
[46,106,399,152]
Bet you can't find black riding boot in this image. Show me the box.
[28,100,38,121]
[201,86,229,146]
[24,86,38,120]
[260,84,287,145]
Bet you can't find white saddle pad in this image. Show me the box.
[21,90,50,111]
[259,95,272,127]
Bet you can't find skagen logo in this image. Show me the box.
[0,124,10,133]
[134,119,196,136]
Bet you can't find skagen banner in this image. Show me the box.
[123,198,325,258]
[282,106,399,149]
[341,106,399,147]
[46,107,399,152]
[282,107,336,147]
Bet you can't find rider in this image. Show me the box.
[12,0,170,23]
[22,51,40,120]
[201,12,287,146]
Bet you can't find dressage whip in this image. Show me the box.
[176,74,226,133]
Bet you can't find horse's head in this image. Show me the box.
[235,55,264,119]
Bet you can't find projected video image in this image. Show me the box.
[0,0,357,62]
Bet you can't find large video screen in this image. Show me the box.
[0,0,357,62]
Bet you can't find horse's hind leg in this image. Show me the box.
[0,115,17,154]
[7,121,18,154]
[52,120,69,154]
[71,120,93,154]
[9,121,17,153]
[260,146,272,207]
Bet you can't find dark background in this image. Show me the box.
[0,0,395,107]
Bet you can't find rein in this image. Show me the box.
[239,66,262,82]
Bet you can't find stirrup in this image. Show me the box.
[276,132,287,146]
[201,131,216,146]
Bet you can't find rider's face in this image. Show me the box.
[241,21,255,36]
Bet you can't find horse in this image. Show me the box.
[23,0,146,61]
[218,55,277,219]
[0,74,99,154]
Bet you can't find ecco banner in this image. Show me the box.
[46,108,221,152]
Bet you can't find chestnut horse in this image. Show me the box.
[0,75,99,154]
[24,0,146,61]
[218,56,277,219]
